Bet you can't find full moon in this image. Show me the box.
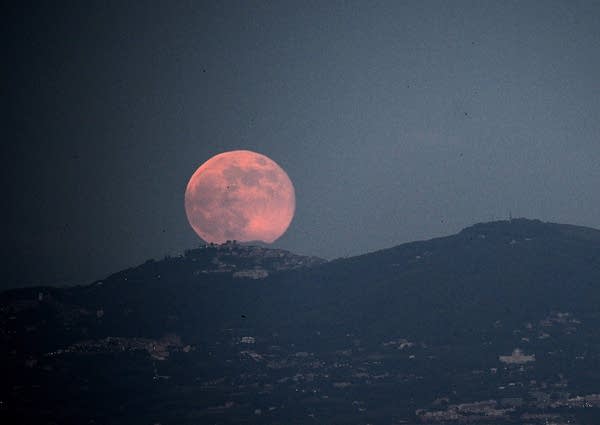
[184,150,295,244]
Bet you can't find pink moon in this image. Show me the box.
[184,150,296,244]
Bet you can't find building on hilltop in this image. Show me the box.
[499,348,535,364]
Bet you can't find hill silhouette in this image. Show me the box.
[2,218,600,424]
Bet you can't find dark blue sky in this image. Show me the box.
[4,1,600,288]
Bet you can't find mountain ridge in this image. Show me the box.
[3,217,599,295]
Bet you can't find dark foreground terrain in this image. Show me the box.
[2,218,600,424]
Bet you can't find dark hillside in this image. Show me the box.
[2,219,600,424]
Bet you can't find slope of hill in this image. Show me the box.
[2,219,600,424]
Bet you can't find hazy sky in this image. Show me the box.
[4,1,600,288]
